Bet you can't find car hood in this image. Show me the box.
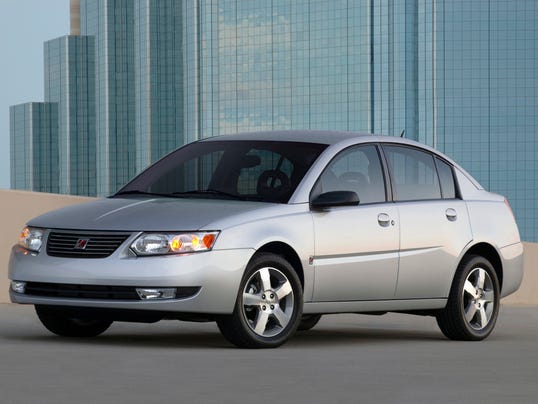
[27,197,282,232]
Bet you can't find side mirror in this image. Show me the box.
[310,191,359,210]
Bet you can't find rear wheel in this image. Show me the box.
[35,305,112,337]
[217,253,303,348]
[436,255,500,341]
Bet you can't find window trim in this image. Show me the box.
[433,156,461,200]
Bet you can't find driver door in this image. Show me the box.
[311,144,399,302]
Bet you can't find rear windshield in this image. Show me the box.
[116,140,327,203]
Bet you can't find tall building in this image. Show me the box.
[435,0,537,242]
[9,0,538,241]
[44,35,96,196]
[186,0,418,137]
[134,0,184,172]
[10,102,59,193]
[80,0,137,195]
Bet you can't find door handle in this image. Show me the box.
[377,213,391,227]
[445,208,457,221]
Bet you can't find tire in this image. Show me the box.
[217,253,303,348]
[297,314,322,331]
[35,305,112,337]
[436,255,500,341]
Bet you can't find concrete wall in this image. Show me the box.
[502,242,537,305]
[0,189,536,304]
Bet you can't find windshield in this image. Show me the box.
[115,140,327,203]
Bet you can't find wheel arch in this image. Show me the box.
[254,242,305,288]
[460,242,503,290]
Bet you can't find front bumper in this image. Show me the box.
[8,245,254,314]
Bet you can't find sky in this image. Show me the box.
[0,0,69,189]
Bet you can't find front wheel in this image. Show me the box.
[436,255,500,341]
[35,305,112,337]
[217,253,303,348]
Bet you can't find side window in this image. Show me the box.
[383,145,441,201]
[316,145,386,204]
[435,157,457,199]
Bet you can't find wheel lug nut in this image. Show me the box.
[262,294,266,299]
[270,294,274,299]
[270,305,274,310]
[262,305,266,310]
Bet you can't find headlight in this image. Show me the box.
[18,227,44,252]
[131,231,219,256]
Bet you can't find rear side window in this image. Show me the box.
[383,145,441,201]
[435,158,456,199]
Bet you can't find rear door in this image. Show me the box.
[382,145,472,299]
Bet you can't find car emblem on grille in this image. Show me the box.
[74,238,90,250]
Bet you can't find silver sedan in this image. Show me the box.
[9,131,523,348]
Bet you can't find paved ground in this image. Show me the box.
[0,304,537,404]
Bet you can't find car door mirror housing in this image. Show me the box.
[310,191,360,210]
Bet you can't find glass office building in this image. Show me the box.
[10,102,59,193]
[44,35,96,196]
[435,0,537,242]
[9,0,537,241]
[179,0,537,241]
[80,0,137,195]
[134,0,184,172]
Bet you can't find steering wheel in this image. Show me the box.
[256,170,291,200]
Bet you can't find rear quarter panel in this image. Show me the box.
[451,168,523,297]
[466,200,521,249]
[465,199,523,297]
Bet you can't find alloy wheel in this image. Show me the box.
[462,267,495,330]
[241,266,295,337]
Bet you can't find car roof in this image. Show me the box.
[201,130,439,153]
[200,130,371,146]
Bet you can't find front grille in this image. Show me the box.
[24,282,201,301]
[47,231,131,258]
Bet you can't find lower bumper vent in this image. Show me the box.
[24,282,201,301]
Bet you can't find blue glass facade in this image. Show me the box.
[9,0,538,240]
[187,1,418,139]
[134,0,184,172]
[81,0,136,195]
[44,35,96,196]
[179,0,537,241]
[433,0,538,242]
[10,103,59,193]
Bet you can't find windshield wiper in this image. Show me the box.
[112,190,179,198]
[172,189,244,200]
